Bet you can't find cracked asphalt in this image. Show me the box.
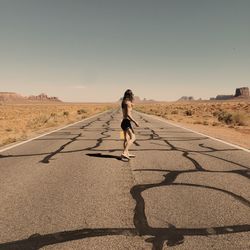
[0,109,249,250]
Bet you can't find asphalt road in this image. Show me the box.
[0,109,249,250]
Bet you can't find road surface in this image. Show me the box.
[0,109,249,250]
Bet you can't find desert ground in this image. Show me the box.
[1,100,250,149]
[0,103,115,147]
[135,100,250,149]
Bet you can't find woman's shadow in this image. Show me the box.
[86,153,128,161]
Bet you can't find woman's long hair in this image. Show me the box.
[122,89,134,102]
[121,89,134,108]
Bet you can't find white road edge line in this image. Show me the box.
[0,109,111,153]
[136,111,250,153]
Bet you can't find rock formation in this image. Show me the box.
[119,96,156,103]
[178,96,194,101]
[213,95,234,100]
[27,93,61,102]
[210,87,249,100]
[0,92,62,103]
[234,87,249,98]
[0,92,25,102]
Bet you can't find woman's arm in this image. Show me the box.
[127,114,139,127]
[127,101,139,127]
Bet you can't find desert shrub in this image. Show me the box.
[77,109,87,115]
[203,114,213,118]
[212,122,220,126]
[212,111,219,117]
[50,112,56,118]
[27,115,49,128]
[184,110,193,116]
[193,120,202,124]
[232,113,248,126]
[3,137,16,144]
[217,111,233,124]
[63,111,69,117]
[217,111,247,126]
[171,110,178,115]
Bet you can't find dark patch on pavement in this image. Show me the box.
[86,153,124,161]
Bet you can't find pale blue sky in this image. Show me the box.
[0,0,249,102]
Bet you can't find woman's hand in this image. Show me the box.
[134,121,139,127]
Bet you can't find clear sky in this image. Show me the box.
[0,0,249,102]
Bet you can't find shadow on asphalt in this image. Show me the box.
[0,223,249,250]
[86,153,127,161]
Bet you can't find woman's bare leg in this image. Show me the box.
[122,128,135,157]
[123,131,127,149]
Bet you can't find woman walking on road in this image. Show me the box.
[121,89,139,159]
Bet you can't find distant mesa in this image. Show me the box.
[0,92,25,102]
[210,87,249,100]
[133,96,142,103]
[0,92,62,103]
[27,93,61,102]
[119,96,156,103]
[235,87,249,98]
[211,95,234,101]
[177,96,194,102]
[134,96,156,103]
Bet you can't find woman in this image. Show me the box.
[121,89,139,159]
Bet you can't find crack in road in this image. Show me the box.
[40,133,83,164]
[39,111,116,163]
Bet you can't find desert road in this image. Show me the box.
[0,109,249,250]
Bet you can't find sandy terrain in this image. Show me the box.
[135,100,250,149]
[0,103,116,147]
[1,101,249,150]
